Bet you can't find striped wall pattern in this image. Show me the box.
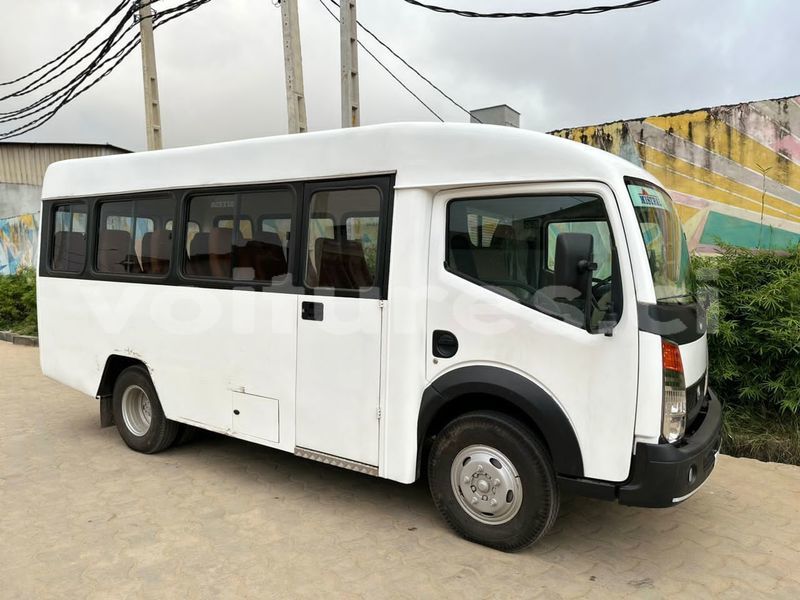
[0,143,128,186]
[551,95,800,252]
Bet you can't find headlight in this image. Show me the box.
[662,387,687,443]
[662,340,686,443]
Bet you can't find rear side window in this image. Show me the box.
[96,197,175,275]
[447,194,620,329]
[51,203,87,273]
[184,189,294,284]
[304,188,383,291]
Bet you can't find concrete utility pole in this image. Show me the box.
[137,0,163,150]
[340,0,359,128]
[280,0,308,134]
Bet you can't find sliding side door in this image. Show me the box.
[294,176,393,468]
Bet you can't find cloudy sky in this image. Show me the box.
[1,0,798,151]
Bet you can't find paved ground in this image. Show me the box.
[1,344,800,599]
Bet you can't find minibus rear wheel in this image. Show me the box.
[112,365,179,454]
[427,411,559,552]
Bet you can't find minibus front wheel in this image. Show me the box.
[427,411,559,551]
[112,365,180,454]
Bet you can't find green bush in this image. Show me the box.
[693,244,800,415]
[0,268,38,336]
[722,404,800,466]
[693,244,800,464]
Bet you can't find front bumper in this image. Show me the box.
[617,388,722,508]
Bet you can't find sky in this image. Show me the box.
[0,0,798,151]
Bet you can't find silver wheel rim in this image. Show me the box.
[121,385,152,437]
[450,444,523,525]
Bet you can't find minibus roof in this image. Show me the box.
[41,122,654,199]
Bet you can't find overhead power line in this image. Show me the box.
[317,0,444,122]
[0,0,134,88]
[400,0,663,19]
[324,0,476,122]
[0,0,212,141]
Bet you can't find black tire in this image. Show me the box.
[112,365,179,454]
[428,411,559,552]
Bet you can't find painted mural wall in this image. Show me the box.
[1,142,128,275]
[0,213,39,275]
[551,95,800,252]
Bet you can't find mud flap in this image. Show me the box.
[99,395,114,427]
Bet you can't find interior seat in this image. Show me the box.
[476,224,517,281]
[187,232,210,276]
[304,236,333,287]
[449,233,477,278]
[142,230,172,275]
[52,231,86,272]
[317,239,373,289]
[253,231,288,281]
[209,227,233,279]
[97,229,139,274]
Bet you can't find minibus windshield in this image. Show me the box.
[626,179,693,304]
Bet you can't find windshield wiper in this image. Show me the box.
[656,291,696,303]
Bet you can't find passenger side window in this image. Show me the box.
[447,194,620,329]
[51,203,87,273]
[96,197,175,275]
[183,189,294,283]
[304,188,382,291]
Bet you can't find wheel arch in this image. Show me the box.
[96,354,149,399]
[417,366,584,478]
[95,355,149,426]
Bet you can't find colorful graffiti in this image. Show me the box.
[0,213,39,275]
[551,95,800,252]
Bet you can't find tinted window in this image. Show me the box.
[51,203,87,272]
[96,198,175,275]
[447,195,619,329]
[304,188,382,291]
[184,189,294,283]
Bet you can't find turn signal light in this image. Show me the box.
[662,339,687,444]
[662,339,684,374]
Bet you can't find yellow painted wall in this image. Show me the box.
[551,95,800,252]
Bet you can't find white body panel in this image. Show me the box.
[295,296,382,466]
[37,123,709,487]
[680,334,708,387]
[426,183,640,482]
[38,280,298,452]
[634,332,664,445]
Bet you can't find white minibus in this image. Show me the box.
[38,123,721,551]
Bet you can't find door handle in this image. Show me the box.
[302,301,324,321]
[432,330,459,358]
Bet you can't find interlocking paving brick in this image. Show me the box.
[1,344,799,598]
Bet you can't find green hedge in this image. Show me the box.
[693,244,800,464]
[0,268,37,336]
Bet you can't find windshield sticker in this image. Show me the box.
[629,185,668,210]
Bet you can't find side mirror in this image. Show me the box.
[553,232,597,331]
